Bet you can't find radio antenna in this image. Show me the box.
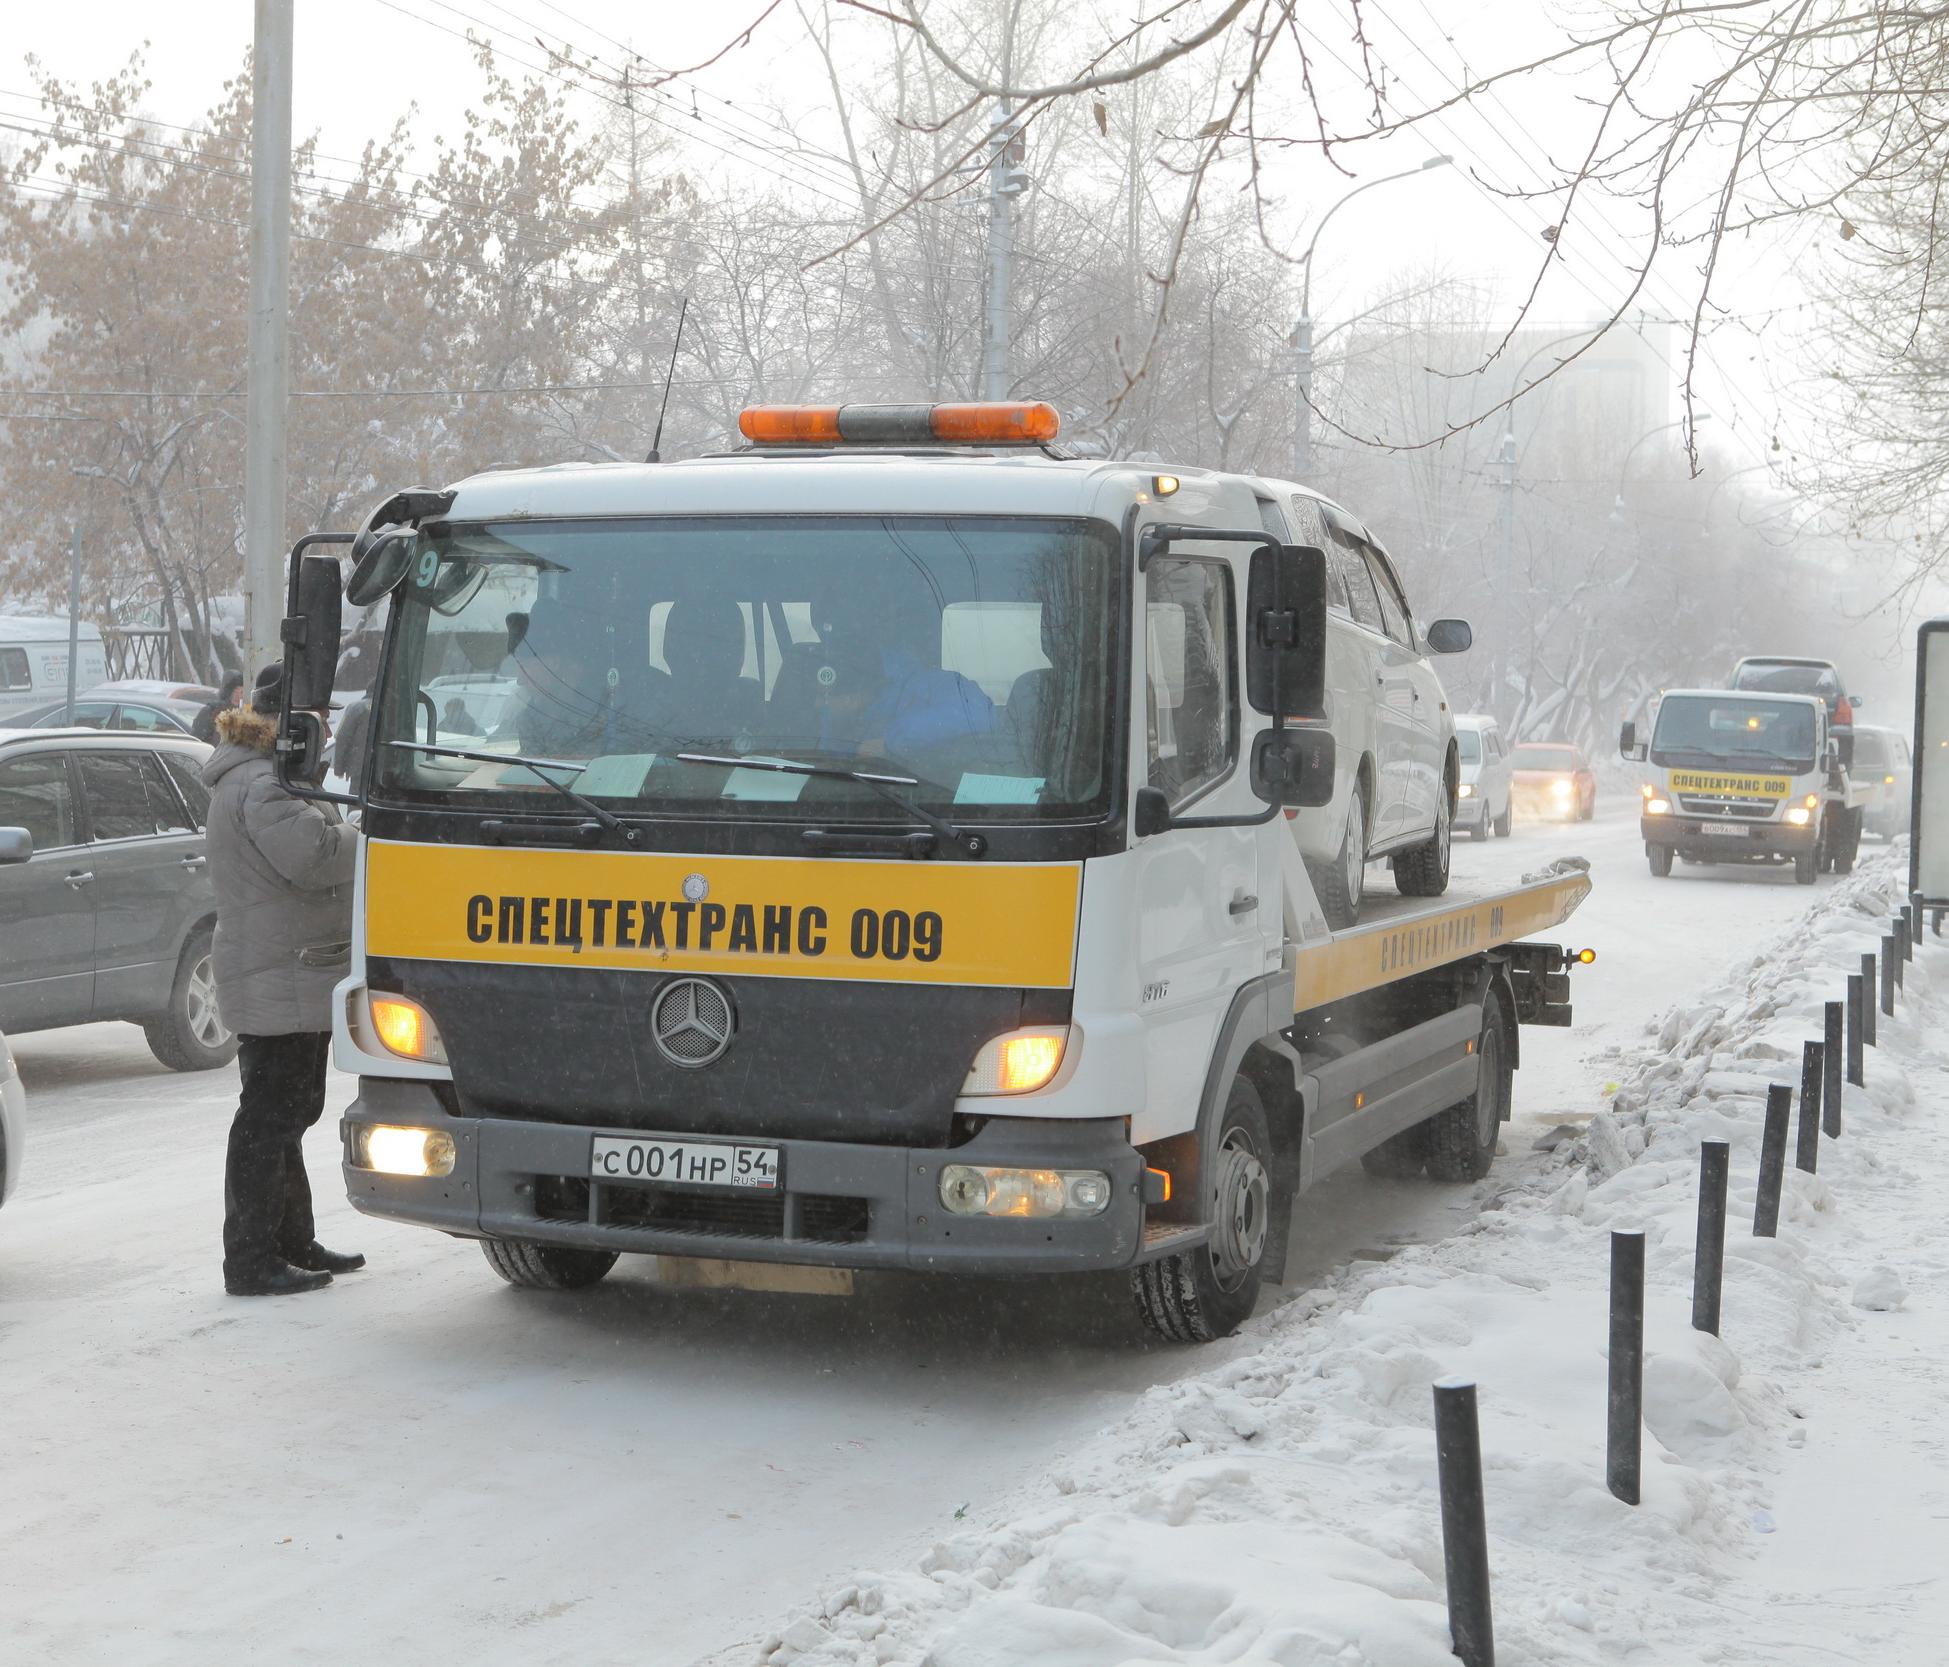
[645,295,689,464]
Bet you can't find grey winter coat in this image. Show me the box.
[201,708,356,1036]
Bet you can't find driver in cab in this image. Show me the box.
[808,587,996,759]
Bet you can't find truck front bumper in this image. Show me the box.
[341,1079,1149,1275]
[1641,814,1813,859]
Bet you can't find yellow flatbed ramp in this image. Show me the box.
[1292,863,1591,1013]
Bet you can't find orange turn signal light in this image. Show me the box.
[995,1032,1065,1093]
[738,405,843,444]
[1146,1166,1173,1203]
[1574,948,1597,965]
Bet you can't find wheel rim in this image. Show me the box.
[186,953,230,1048]
[1343,793,1365,909]
[1475,1024,1503,1144]
[1209,1124,1269,1292]
[1433,795,1450,874]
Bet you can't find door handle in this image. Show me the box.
[63,869,95,890]
[180,855,207,870]
[1228,891,1259,916]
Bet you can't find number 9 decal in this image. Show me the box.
[415,548,440,587]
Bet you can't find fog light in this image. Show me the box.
[937,1164,1111,1218]
[1786,806,1811,826]
[355,1124,456,1178]
[1645,797,1671,815]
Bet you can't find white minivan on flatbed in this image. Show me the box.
[266,400,1592,1342]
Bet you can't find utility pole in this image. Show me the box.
[1291,317,1315,478]
[1495,429,1517,720]
[981,105,1027,400]
[242,0,293,684]
[65,526,80,721]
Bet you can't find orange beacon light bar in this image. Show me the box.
[738,401,1061,447]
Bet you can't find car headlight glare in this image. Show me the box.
[1645,797,1671,815]
[1457,782,1474,798]
[962,1028,1068,1095]
[354,1124,457,1178]
[1552,778,1574,797]
[366,993,448,1065]
[938,1164,1111,1218]
[1786,806,1811,826]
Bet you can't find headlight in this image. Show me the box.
[1457,782,1474,798]
[364,992,448,1065]
[1645,797,1671,815]
[352,1124,457,1178]
[962,1028,1067,1095]
[938,1165,1111,1218]
[1552,778,1574,798]
[1786,807,1811,826]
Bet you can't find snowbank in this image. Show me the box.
[724,853,1943,1667]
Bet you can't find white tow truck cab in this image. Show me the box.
[1622,687,1869,883]
[272,401,1592,1342]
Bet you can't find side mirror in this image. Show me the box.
[1252,726,1335,807]
[345,528,416,607]
[1132,785,1173,838]
[279,710,331,786]
[0,826,32,864]
[284,555,344,711]
[1246,544,1328,717]
[1424,617,1473,655]
[1618,720,1637,757]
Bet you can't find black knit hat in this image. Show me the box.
[250,663,283,716]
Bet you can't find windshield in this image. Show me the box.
[1513,744,1578,771]
[368,515,1120,821]
[1852,730,1889,770]
[1735,661,1839,705]
[1455,730,1482,763]
[1651,695,1817,770]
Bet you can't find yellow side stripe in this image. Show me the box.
[1294,872,1592,1012]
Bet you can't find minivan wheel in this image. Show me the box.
[143,929,238,1072]
[1493,801,1512,838]
[1392,791,1452,897]
[1313,787,1366,929]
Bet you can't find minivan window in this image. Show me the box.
[1332,536,1385,633]
[1852,730,1888,770]
[1365,550,1412,646]
[0,752,75,848]
[1456,730,1482,763]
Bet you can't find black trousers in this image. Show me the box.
[223,1031,331,1276]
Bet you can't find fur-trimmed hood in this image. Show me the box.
[202,705,279,790]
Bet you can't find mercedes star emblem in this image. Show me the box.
[650,977,735,1069]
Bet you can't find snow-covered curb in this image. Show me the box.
[725,854,1933,1667]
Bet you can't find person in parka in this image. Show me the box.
[203,665,364,1296]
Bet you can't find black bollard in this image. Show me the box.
[1910,895,1923,952]
[1433,1378,1496,1667]
[1692,1141,1729,1335]
[1754,1084,1791,1237]
[1895,916,1910,986]
[1823,1002,1844,1138]
[1862,952,1877,1048]
[1846,975,1865,1088]
[1608,1229,1645,1506]
[1882,935,1898,1016]
[1795,1043,1822,1173]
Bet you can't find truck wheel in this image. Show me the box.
[1131,1080,1271,1344]
[1648,844,1673,878]
[481,1238,619,1291]
[1392,799,1451,897]
[1422,995,1511,1183]
[1313,788,1367,929]
[1794,844,1818,885]
[142,928,238,1072]
[1493,802,1511,838]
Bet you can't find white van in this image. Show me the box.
[1452,713,1513,839]
[0,617,108,723]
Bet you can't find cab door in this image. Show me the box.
[1132,551,1271,1124]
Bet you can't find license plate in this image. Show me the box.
[590,1135,780,1190]
[1702,823,1749,838]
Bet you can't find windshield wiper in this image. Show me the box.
[676,752,987,858]
[385,740,643,846]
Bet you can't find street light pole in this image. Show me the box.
[242,0,294,685]
[980,104,1028,401]
[1291,154,1452,479]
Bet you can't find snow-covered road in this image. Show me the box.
[0,804,1861,1664]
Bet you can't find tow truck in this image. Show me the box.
[1623,687,1871,882]
[270,400,1592,1342]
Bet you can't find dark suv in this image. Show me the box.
[0,728,235,1070]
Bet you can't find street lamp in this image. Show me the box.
[1291,154,1453,479]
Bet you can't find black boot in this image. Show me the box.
[226,1260,333,1297]
[289,1242,366,1275]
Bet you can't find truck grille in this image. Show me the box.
[1676,795,1775,819]
[533,1173,869,1244]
